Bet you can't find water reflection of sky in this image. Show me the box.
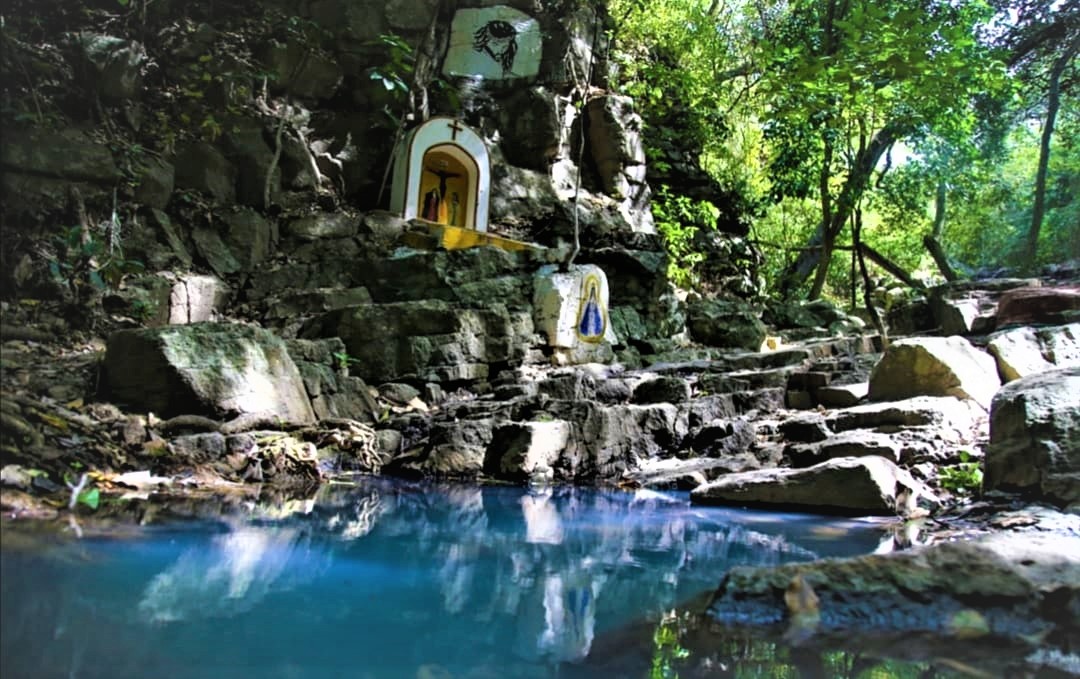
[1,478,888,679]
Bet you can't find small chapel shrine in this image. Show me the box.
[390,116,491,233]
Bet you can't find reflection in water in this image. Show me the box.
[137,524,309,623]
[2,478,891,678]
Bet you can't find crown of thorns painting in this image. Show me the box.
[473,20,518,75]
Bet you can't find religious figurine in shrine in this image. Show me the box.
[424,166,462,224]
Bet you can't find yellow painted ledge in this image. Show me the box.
[407,222,541,254]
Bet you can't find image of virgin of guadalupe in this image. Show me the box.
[576,275,605,342]
[472,20,518,76]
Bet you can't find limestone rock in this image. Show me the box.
[545,401,685,481]
[71,33,147,101]
[868,336,1001,409]
[174,142,236,204]
[1,127,120,183]
[287,213,357,241]
[626,456,760,489]
[133,156,175,209]
[707,532,1080,642]
[222,122,279,208]
[986,366,1080,504]
[485,420,571,481]
[930,286,999,335]
[988,323,1080,382]
[830,395,985,439]
[631,376,690,404]
[815,381,868,408]
[496,87,566,170]
[220,208,275,269]
[386,419,496,478]
[104,323,315,424]
[691,418,755,458]
[303,300,535,384]
[586,95,645,198]
[997,285,1080,327]
[262,41,343,100]
[686,298,767,351]
[691,456,935,516]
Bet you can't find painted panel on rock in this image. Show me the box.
[442,6,541,80]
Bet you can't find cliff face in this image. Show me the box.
[0,0,658,309]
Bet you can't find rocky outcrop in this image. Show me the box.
[985,366,1080,505]
[690,456,935,517]
[104,323,315,424]
[868,336,1000,409]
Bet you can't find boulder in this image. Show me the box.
[987,323,1080,382]
[221,122,279,208]
[691,456,935,516]
[71,33,147,101]
[868,336,1001,409]
[496,86,566,171]
[986,366,1080,505]
[261,42,343,100]
[287,213,357,241]
[585,94,645,198]
[1,127,120,183]
[631,376,691,404]
[930,286,999,335]
[133,156,175,209]
[996,285,1080,327]
[484,420,571,481]
[625,456,760,489]
[385,419,495,478]
[219,208,275,270]
[707,532,1080,644]
[686,298,767,351]
[167,273,228,324]
[545,401,686,481]
[104,323,315,424]
[691,418,755,458]
[174,142,236,204]
[829,395,985,440]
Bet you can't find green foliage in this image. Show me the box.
[48,225,145,302]
[939,451,983,496]
[333,351,362,374]
[652,186,719,289]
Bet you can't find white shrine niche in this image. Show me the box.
[442,6,542,81]
[390,116,491,232]
[533,264,618,365]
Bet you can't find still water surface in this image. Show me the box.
[2,478,892,678]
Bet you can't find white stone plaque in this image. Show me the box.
[442,6,542,81]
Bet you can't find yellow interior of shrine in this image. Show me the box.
[417,147,473,228]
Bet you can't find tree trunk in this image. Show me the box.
[925,179,958,281]
[780,122,903,298]
[853,206,889,348]
[1024,36,1078,269]
[860,243,925,290]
